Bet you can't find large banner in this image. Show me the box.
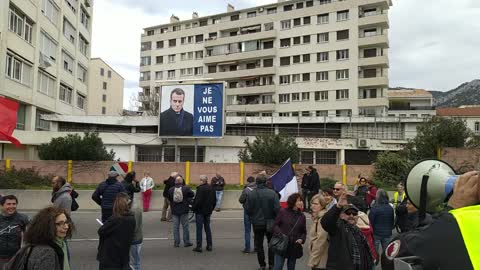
[159,83,224,137]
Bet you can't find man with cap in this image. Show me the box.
[321,190,374,270]
[92,171,127,222]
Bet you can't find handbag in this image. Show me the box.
[269,215,301,256]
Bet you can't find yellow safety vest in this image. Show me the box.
[450,205,480,270]
[393,192,406,207]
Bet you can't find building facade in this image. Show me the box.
[437,107,480,136]
[388,88,436,118]
[139,0,391,118]
[88,58,124,115]
[0,0,93,132]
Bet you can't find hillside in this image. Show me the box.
[431,80,480,107]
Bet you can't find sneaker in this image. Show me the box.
[206,246,212,251]
[174,244,179,248]
[215,208,221,212]
[241,249,251,254]
[184,243,193,247]
[160,218,167,221]
[192,247,202,253]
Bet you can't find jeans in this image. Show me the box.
[274,254,297,270]
[195,213,212,249]
[215,191,223,209]
[254,225,274,268]
[161,198,172,220]
[129,243,142,270]
[142,189,152,211]
[101,209,113,223]
[173,214,191,246]
[243,211,252,251]
[374,235,390,255]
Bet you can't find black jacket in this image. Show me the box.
[381,211,474,270]
[0,212,29,261]
[163,177,175,198]
[167,186,195,216]
[121,180,141,201]
[192,183,216,215]
[300,173,311,190]
[92,177,126,210]
[309,170,320,193]
[211,176,225,191]
[245,184,280,226]
[97,214,136,268]
[159,108,193,136]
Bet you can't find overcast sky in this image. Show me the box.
[91,0,480,109]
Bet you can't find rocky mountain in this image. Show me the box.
[431,80,480,107]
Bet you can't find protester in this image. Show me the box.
[140,171,155,212]
[92,171,126,222]
[394,198,432,233]
[322,188,337,211]
[0,195,29,267]
[246,175,280,270]
[161,172,177,222]
[308,194,329,270]
[354,177,369,212]
[192,175,216,252]
[321,190,374,270]
[356,211,378,264]
[22,206,73,270]
[272,193,307,270]
[300,169,311,210]
[332,182,344,200]
[130,201,143,270]
[122,171,141,202]
[307,167,321,208]
[211,173,225,212]
[168,176,194,247]
[392,182,406,208]
[365,179,378,208]
[368,189,394,254]
[97,192,136,270]
[238,176,256,253]
[51,176,73,214]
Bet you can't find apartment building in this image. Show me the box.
[0,0,93,133]
[88,58,124,115]
[388,88,436,118]
[139,0,391,119]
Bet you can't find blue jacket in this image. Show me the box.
[92,177,126,210]
[368,204,394,238]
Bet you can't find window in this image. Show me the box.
[156,56,163,64]
[303,35,311,44]
[141,42,151,51]
[79,34,89,55]
[59,84,73,103]
[363,68,377,78]
[284,4,293,11]
[108,71,111,78]
[103,82,107,90]
[102,94,107,102]
[195,34,204,43]
[155,71,163,80]
[76,92,86,109]
[208,32,217,39]
[292,93,300,101]
[363,48,377,58]
[302,92,310,101]
[303,73,310,81]
[316,150,337,164]
[293,55,301,64]
[61,51,74,74]
[168,54,175,63]
[294,18,301,27]
[319,0,332,4]
[267,7,277,14]
[303,54,310,62]
[156,41,164,49]
[317,52,329,62]
[36,110,50,131]
[140,71,150,81]
[102,107,106,115]
[317,13,329,24]
[296,2,304,9]
[100,68,104,76]
[195,51,204,59]
[263,41,274,49]
[208,66,216,73]
[263,59,273,67]
[281,20,291,30]
[306,1,313,7]
[316,71,329,81]
[279,112,290,117]
[173,25,181,31]
[280,38,291,48]
[264,22,274,31]
[336,69,349,80]
[280,57,290,66]
[168,39,176,47]
[364,28,378,37]
[212,18,220,24]
[475,122,480,135]
[279,94,290,103]
[293,36,301,45]
[80,7,90,29]
[140,56,151,66]
[336,49,349,60]
[337,10,349,21]
[317,32,329,43]
[194,67,203,75]
[231,14,239,21]
[336,89,349,100]
[16,104,26,130]
[42,0,59,25]
[8,6,34,43]
[315,91,329,101]
[40,32,57,61]
[302,111,310,117]
[360,88,377,99]
[77,64,87,82]
[279,75,290,85]
[5,53,32,86]
[292,112,299,117]
[247,11,256,18]
[292,74,301,82]
[38,71,55,97]
[303,16,311,25]
[64,0,77,13]
[337,30,349,40]
[167,70,175,79]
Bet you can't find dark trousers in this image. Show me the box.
[195,213,212,249]
[101,209,113,223]
[254,225,274,268]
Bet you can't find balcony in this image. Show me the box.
[359,76,388,87]
[227,84,275,96]
[208,67,276,80]
[359,13,389,28]
[389,105,436,111]
[358,34,389,47]
[205,30,277,47]
[359,55,389,67]
[204,48,277,64]
[358,0,392,8]
[227,103,275,112]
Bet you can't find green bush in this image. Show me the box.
[373,151,413,188]
[320,177,338,191]
[0,167,51,189]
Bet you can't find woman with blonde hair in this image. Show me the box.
[308,194,329,270]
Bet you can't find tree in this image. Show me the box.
[372,151,413,188]
[238,135,300,165]
[407,116,470,160]
[466,134,480,148]
[38,132,115,161]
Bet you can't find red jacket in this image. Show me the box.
[366,186,378,206]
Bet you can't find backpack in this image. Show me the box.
[3,245,34,270]
[173,187,183,203]
[70,189,79,212]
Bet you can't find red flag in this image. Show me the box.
[0,97,22,147]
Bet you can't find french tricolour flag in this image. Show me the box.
[270,159,298,208]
